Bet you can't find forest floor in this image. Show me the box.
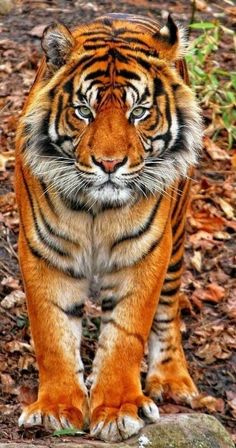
[0,0,235,445]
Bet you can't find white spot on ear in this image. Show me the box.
[160,25,169,37]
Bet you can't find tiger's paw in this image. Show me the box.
[90,396,159,442]
[18,398,88,431]
[146,370,198,405]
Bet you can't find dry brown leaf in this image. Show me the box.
[189,230,213,245]
[226,391,236,419]
[189,212,226,233]
[0,192,16,213]
[225,295,236,320]
[195,0,207,11]
[0,404,18,415]
[18,385,38,407]
[0,152,14,171]
[1,290,25,309]
[190,250,202,272]
[18,354,36,371]
[226,6,236,16]
[1,276,20,290]
[5,340,32,353]
[204,136,230,161]
[28,24,47,38]
[218,198,235,219]
[204,283,225,303]
[0,373,16,394]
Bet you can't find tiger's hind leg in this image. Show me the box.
[146,180,198,405]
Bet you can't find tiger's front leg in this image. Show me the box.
[18,234,88,430]
[89,227,172,442]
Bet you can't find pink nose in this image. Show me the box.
[92,156,127,173]
[100,159,122,173]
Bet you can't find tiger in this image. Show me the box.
[15,13,202,442]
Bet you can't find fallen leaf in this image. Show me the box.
[0,373,16,394]
[190,250,202,272]
[226,391,236,419]
[1,276,20,290]
[225,295,236,319]
[5,341,32,353]
[28,24,47,38]
[18,354,36,371]
[195,0,207,11]
[204,136,230,161]
[189,230,213,245]
[204,283,225,302]
[18,385,38,407]
[218,198,235,219]
[1,290,25,309]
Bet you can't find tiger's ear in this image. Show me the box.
[42,22,75,71]
[153,15,188,61]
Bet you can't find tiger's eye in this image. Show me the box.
[75,106,92,119]
[131,107,146,119]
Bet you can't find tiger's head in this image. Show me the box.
[20,14,202,207]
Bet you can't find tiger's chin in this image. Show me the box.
[87,183,134,207]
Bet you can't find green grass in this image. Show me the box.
[186,21,236,149]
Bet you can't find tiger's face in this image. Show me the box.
[22,14,202,208]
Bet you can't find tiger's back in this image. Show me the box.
[15,13,202,442]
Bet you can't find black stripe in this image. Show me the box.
[63,79,73,104]
[85,69,108,81]
[82,54,109,71]
[168,258,183,273]
[106,318,144,346]
[153,78,164,97]
[59,192,94,215]
[161,287,179,296]
[135,56,151,70]
[117,69,140,80]
[112,195,162,249]
[56,302,85,318]
[83,44,108,51]
[37,203,78,245]
[54,94,63,137]
[20,199,84,280]
[125,37,151,48]
[101,296,116,312]
[159,298,175,307]
[119,45,156,58]
[161,356,172,364]
[109,48,129,63]
[172,230,185,255]
[21,170,70,257]
[66,54,100,77]
[20,216,44,261]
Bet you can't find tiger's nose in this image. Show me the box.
[92,156,127,173]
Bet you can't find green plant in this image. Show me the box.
[186,21,236,149]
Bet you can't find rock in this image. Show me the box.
[0,0,14,15]
[0,414,234,448]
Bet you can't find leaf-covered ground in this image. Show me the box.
[0,0,235,445]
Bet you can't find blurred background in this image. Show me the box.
[0,0,235,444]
